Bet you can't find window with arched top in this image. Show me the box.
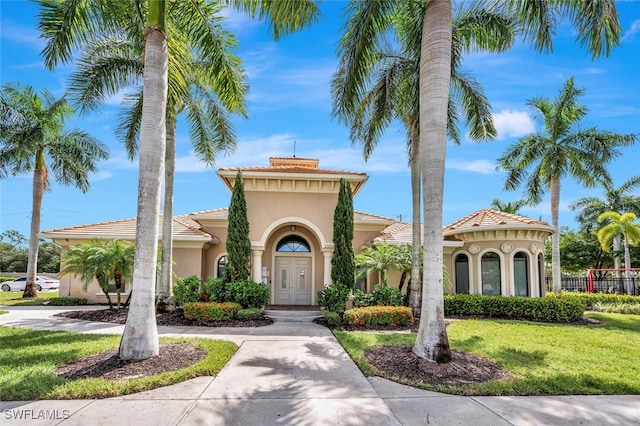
[514,251,529,296]
[481,252,501,296]
[276,235,311,252]
[455,254,470,294]
[216,255,227,278]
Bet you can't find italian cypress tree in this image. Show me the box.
[331,178,355,288]
[225,172,251,283]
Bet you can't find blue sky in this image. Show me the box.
[1,1,639,239]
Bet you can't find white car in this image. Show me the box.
[1,276,60,292]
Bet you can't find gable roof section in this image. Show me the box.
[443,208,554,235]
[40,214,215,242]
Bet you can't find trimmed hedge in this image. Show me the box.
[343,306,414,327]
[47,297,87,306]
[183,302,241,321]
[236,308,263,321]
[444,294,585,323]
[0,277,15,283]
[323,310,341,328]
[557,292,640,310]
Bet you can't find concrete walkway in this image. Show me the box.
[1,306,639,425]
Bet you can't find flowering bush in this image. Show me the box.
[183,302,242,321]
[343,306,413,327]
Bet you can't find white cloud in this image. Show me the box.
[0,19,43,49]
[584,67,605,75]
[218,8,261,35]
[622,19,640,42]
[174,132,408,174]
[492,110,535,139]
[91,171,113,181]
[446,159,496,175]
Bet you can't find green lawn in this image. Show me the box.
[0,290,60,306]
[334,313,640,396]
[0,326,237,400]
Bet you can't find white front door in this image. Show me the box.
[274,256,312,305]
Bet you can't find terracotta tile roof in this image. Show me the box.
[443,208,552,233]
[354,211,396,223]
[187,208,229,220]
[40,214,214,242]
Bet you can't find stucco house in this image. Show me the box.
[41,157,554,304]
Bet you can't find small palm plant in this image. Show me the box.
[61,239,135,309]
[597,212,640,293]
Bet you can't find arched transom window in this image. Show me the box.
[276,235,311,252]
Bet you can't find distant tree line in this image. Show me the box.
[0,230,60,273]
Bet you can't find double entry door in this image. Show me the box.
[274,256,312,305]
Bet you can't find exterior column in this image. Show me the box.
[323,250,333,285]
[252,249,264,283]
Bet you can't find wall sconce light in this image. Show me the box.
[290,224,296,232]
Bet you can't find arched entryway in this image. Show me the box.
[273,234,313,305]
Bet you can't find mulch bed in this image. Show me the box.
[55,307,274,328]
[365,345,511,388]
[52,309,597,387]
[55,343,207,380]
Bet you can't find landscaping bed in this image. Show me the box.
[55,307,273,327]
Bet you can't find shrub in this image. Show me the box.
[353,285,404,308]
[224,279,269,309]
[444,294,585,323]
[183,302,241,321]
[48,297,87,306]
[0,277,14,283]
[173,275,202,306]
[343,306,414,327]
[317,283,350,313]
[236,307,263,321]
[202,277,226,302]
[592,301,640,314]
[323,310,342,328]
[557,292,640,310]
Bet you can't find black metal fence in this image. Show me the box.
[546,276,640,295]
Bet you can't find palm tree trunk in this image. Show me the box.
[612,234,623,291]
[413,0,452,363]
[120,1,167,361]
[623,237,632,293]
[24,152,45,299]
[409,121,422,318]
[550,177,561,293]
[158,114,175,309]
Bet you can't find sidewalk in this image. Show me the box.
[1,306,639,425]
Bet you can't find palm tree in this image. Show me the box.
[0,83,108,299]
[355,244,406,287]
[490,199,527,215]
[570,176,640,275]
[333,0,625,363]
[498,77,636,293]
[65,2,248,308]
[61,239,135,309]
[332,2,514,319]
[36,0,320,360]
[597,212,640,293]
